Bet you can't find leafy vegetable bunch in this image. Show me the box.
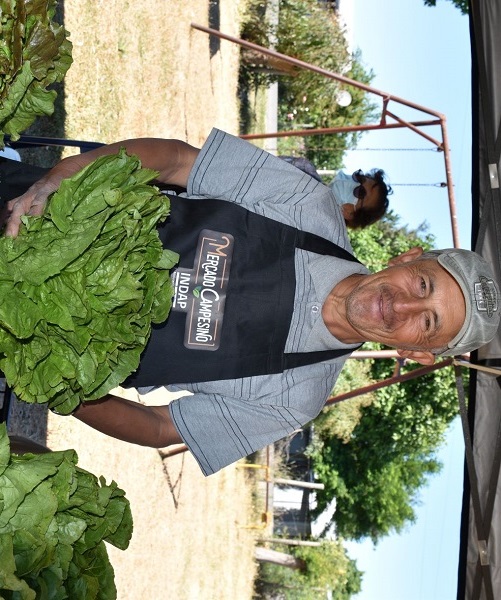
[0,149,178,415]
[0,0,72,147]
[0,423,133,600]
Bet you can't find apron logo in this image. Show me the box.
[171,229,234,350]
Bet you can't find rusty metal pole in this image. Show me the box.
[325,358,454,405]
[159,444,188,457]
[440,118,461,247]
[191,23,443,117]
[239,119,443,141]
[191,23,461,248]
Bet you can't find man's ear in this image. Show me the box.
[397,348,436,366]
[388,246,424,267]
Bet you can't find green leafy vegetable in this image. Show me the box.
[0,423,133,600]
[0,149,179,414]
[0,0,72,147]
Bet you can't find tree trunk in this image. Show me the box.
[254,547,306,571]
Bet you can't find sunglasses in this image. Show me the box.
[352,169,367,204]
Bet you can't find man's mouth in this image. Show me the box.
[380,287,394,329]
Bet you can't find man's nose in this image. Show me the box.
[393,294,423,316]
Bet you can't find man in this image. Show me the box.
[3,129,500,476]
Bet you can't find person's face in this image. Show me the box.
[344,248,466,364]
[353,175,381,214]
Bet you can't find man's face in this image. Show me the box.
[345,256,466,353]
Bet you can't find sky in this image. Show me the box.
[334,1,472,599]
[340,0,472,251]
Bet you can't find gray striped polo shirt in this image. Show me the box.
[164,129,368,475]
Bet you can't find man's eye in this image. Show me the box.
[420,277,427,293]
[425,316,431,331]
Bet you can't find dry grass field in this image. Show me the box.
[7,1,262,598]
[61,0,244,146]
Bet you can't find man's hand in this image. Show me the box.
[0,151,90,237]
[2,177,60,237]
[1,138,199,237]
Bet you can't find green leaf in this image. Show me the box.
[12,528,52,578]
[0,459,60,528]
[0,150,178,411]
[0,532,37,599]
[0,1,72,146]
[0,426,132,598]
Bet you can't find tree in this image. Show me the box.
[239,0,377,170]
[348,210,436,273]
[423,0,469,15]
[307,213,466,542]
[288,51,376,171]
[255,540,363,600]
[311,360,457,541]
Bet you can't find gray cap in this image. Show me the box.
[424,248,500,356]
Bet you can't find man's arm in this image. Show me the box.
[72,358,341,475]
[73,394,183,448]
[3,138,200,237]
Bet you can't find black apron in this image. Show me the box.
[0,157,49,206]
[124,195,361,387]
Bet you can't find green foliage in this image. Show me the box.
[312,360,464,541]
[285,53,377,171]
[423,0,469,15]
[255,540,362,599]
[239,0,377,169]
[0,0,72,147]
[0,150,178,414]
[0,423,132,599]
[313,358,373,444]
[348,210,436,274]
[307,213,466,542]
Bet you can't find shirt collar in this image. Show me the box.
[306,254,369,351]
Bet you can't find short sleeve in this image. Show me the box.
[188,130,326,212]
[168,359,343,476]
[186,129,353,249]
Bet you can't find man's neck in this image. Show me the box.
[321,273,365,344]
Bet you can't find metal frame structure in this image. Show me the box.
[0,24,470,475]
[191,22,461,248]
[2,13,497,598]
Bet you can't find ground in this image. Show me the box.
[6,1,261,598]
